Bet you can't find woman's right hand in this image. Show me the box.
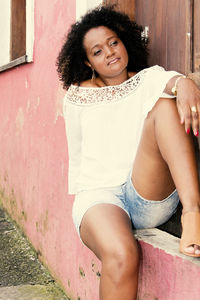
[175,77,200,136]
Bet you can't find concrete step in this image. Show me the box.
[135,228,200,300]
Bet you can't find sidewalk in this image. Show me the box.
[0,206,68,300]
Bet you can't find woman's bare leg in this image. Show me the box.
[132,98,200,254]
[80,204,139,300]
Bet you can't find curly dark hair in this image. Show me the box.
[56,5,149,89]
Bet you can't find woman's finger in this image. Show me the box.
[191,105,199,136]
[176,102,184,124]
[177,100,191,133]
[184,108,192,133]
[198,103,200,132]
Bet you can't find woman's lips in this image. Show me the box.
[108,58,120,65]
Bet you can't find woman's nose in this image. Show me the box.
[105,46,114,58]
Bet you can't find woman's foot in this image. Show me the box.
[184,245,200,256]
[180,210,200,257]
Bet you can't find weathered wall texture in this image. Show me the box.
[136,229,200,300]
[0,1,100,299]
[2,1,199,299]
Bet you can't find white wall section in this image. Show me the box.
[76,0,102,20]
[0,0,11,66]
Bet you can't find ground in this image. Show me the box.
[0,206,69,300]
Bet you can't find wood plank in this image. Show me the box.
[135,0,168,68]
[135,0,193,74]
[193,0,200,72]
[11,0,26,61]
[166,0,193,74]
[103,0,135,20]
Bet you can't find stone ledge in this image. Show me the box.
[135,228,200,264]
[135,228,200,300]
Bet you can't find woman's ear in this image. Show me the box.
[85,61,91,68]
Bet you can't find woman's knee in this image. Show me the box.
[145,98,182,138]
[102,239,140,284]
[142,98,178,136]
[152,98,178,120]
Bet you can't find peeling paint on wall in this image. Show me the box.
[35,210,49,236]
[15,108,24,135]
[0,0,101,299]
[79,267,85,278]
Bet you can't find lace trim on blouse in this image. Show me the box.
[65,67,155,106]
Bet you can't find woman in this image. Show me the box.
[57,6,200,300]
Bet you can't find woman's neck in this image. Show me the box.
[79,71,137,88]
[96,70,130,87]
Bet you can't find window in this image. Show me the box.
[0,0,34,72]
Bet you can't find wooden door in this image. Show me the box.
[104,0,196,74]
[134,0,193,74]
[103,0,135,20]
[193,0,200,72]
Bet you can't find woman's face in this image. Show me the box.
[83,26,129,82]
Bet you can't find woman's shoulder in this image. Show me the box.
[74,79,99,88]
[64,79,99,106]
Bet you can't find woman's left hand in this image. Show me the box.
[176,77,200,136]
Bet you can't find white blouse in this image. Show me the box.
[63,65,180,194]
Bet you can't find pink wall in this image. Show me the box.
[0,1,100,299]
[1,2,200,299]
[138,240,200,300]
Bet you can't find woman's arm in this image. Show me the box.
[164,75,200,136]
[63,93,82,195]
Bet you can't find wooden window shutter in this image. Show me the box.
[193,0,200,72]
[10,0,26,61]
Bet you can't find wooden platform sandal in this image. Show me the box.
[180,211,200,257]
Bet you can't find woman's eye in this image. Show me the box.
[110,40,118,46]
[94,49,101,56]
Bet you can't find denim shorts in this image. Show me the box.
[72,174,180,238]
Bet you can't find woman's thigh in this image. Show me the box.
[131,98,196,201]
[80,204,139,300]
[80,203,138,261]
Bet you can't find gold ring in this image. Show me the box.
[191,106,197,113]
